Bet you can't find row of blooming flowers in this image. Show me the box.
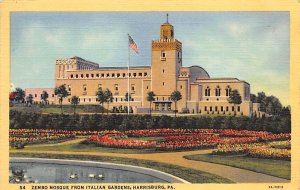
[9,129,76,146]
[213,141,291,160]
[124,129,290,140]
[88,134,157,149]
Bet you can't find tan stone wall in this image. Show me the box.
[177,79,188,111]
[25,88,55,104]
[151,49,178,99]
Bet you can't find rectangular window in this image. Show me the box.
[131,84,135,91]
[210,106,212,111]
[215,106,218,111]
[226,106,229,111]
[161,51,166,61]
[238,106,241,112]
[167,103,171,110]
[83,84,87,91]
[155,103,159,110]
[232,106,235,111]
[221,106,223,112]
[204,106,207,111]
[68,85,71,92]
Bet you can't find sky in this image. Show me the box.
[10,12,290,105]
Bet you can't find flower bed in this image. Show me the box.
[213,141,291,160]
[9,129,76,146]
[9,128,291,156]
[87,134,157,149]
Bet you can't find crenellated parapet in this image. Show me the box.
[152,39,182,51]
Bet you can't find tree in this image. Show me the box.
[256,92,267,112]
[15,88,25,103]
[71,96,80,115]
[254,92,283,116]
[124,92,132,101]
[227,89,242,116]
[124,92,132,113]
[170,90,182,117]
[9,92,17,102]
[147,91,156,116]
[25,94,33,106]
[104,89,113,115]
[250,93,257,103]
[54,84,69,114]
[96,88,106,114]
[41,91,49,105]
[265,96,282,115]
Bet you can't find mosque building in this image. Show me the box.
[25,16,260,116]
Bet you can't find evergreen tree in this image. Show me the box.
[146,91,156,116]
[15,88,25,103]
[41,91,49,105]
[104,89,113,115]
[25,94,33,106]
[228,89,242,116]
[170,90,182,117]
[96,88,106,114]
[71,96,80,115]
[54,84,69,114]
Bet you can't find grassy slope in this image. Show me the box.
[10,152,233,184]
[184,154,290,180]
[24,142,160,154]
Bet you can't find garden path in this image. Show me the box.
[27,138,86,147]
[11,148,289,183]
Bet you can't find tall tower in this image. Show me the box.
[151,14,182,105]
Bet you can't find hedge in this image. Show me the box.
[9,110,290,134]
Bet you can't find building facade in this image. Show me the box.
[26,18,260,116]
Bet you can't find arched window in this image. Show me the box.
[215,86,221,96]
[226,86,231,96]
[205,86,211,96]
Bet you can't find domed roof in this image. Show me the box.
[189,65,210,82]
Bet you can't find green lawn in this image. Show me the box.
[10,152,233,184]
[184,154,290,180]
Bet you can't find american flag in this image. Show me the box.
[128,34,138,54]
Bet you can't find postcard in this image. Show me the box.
[0,0,300,190]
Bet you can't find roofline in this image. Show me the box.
[198,78,250,85]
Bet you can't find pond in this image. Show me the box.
[10,158,188,183]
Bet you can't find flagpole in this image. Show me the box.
[127,34,130,115]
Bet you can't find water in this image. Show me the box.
[9,159,179,183]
